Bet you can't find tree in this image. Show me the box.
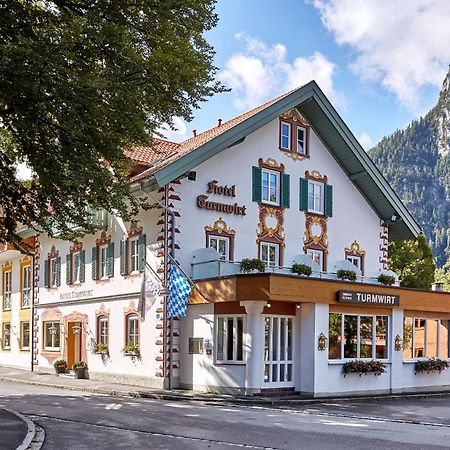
[388,234,436,289]
[0,0,224,249]
[435,258,450,292]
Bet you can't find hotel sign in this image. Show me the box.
[197,180,246,216]
[60,290,94,301]
[337,290,400,306]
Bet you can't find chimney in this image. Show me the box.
[432,282,444,292]
[217,118,222,127]
[193,130,197,137]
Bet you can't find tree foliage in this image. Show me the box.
[0,0,224,249]
[435,258,450,292]
[388,234,436,289]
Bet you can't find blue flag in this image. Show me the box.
[167,263,193,318]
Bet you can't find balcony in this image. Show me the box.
[191,248,399,287]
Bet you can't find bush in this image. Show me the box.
[72,361,88,370]
[240,258,266,273]
[291,263,312,276]
[377,274,396,286]
[343,360,387,377]
[53,359,67,369]
[415,358,449,374]
[337,269,357,281]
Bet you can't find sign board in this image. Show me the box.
[60,290,94,301]
[197,180,246,216]
[337,290,400,306]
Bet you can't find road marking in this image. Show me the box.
[28,413,283,450]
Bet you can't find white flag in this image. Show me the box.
[138,261,163,319]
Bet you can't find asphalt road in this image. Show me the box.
[1,382,450,450]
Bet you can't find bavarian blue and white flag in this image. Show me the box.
[167,263,193,318]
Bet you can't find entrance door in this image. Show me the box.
[67,322,82,369]
[263,316,294,387]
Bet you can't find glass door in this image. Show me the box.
[263,316,294,387]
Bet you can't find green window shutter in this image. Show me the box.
[80,250,85,283]
[44,259,49,288]
[299,177,309,212]
[56,256,61,287]
[107,242,114,278]
[138,234,147,273]
[252,166,262,202]
[91,247,97,280]
[120,240,126,276]
[66,254,71,285]
[281,173,290,208]
[325,184,333,217]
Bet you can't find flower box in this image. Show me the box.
[415,358,449,375]
[343,360,387,377]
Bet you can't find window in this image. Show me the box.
[3,269,12,310]
[208,235,230,261]
[73,252,81,284]
[216,316,244,363]
[44,249,61,288]
[50,257,57,287]
[307,249,323,270]
[129,238,139,273]
[97,316,108,346]
[44,321,61,351]
[328,313,389,360]
[99,245,108,279]
[126,315,139,347]
[403,317,449,359]
[21,265,31,308]
[280,122,291,150]
[262,169,280,205]
[296,126,307,154]
[21,322,30,350]
[346,255,361,271]
[2,323,11,350]
[308,180,324,214]
[260,242,279,268]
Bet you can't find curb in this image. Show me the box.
[1,375,450,407]
[1,407,39,450]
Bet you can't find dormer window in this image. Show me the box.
[297,126,307,155]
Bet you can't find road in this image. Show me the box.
[1,381,450,449]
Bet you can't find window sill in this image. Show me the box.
[42,348,61,353]
[21,306,31,310]
[20,348,30,352]
[328,359,391,365]
[124,271,142,279]
[403,359,450,364]
[260,201,281,208]
[214,361,245,366]
[1,348,11,352]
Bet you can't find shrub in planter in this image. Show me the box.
[415,358,449,375]
[93,343,109,355]
[53,359,67,374]
[291,263,312,277]
[337,269,357,281]
[72,361,88,379]
[377,274,396,286]
[343,360,387,377]
[240,258,265,273]
[122,342,140,357]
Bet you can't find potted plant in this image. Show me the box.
[415,358,449,375]
[377,274,396,286]
[122,342,140,357]
[93,343,109,355]
[291,263,312,277]
[343,360,387,377]
[53,359,67,374]
[337,269,357,281]
[240,258,266,273]
[72,361,88,379]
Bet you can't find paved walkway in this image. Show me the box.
[0,407,28,449]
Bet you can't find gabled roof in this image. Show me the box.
[131,81,421,241]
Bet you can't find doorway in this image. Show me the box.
[263,316,294,387]
[67,321,82,369]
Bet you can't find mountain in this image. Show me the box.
[370,68,450,267]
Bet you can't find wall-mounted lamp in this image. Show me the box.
[266,301,272,308]
[72,325,82,335]
[318,333,327,351]
[187,171,197,181]
[296,303,301,309]
[394,334,402,351]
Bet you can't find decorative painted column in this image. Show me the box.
[241,301,265,395]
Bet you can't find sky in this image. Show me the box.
[162,0,450,151]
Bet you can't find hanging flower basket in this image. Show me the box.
[415,358,449,375]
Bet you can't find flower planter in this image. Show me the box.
[124,352,140,358]
[415,358,449,375]
[343,360,387,377]
[74,367,86,379]
[55,366,67,374]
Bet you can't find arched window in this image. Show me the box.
[126,314,139,347]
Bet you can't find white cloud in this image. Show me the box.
[156,117,188,142]
[358,132,374,150]
[220,34,341,110]
[312,0,450,111]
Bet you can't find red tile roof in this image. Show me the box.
[128,88,298,183]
